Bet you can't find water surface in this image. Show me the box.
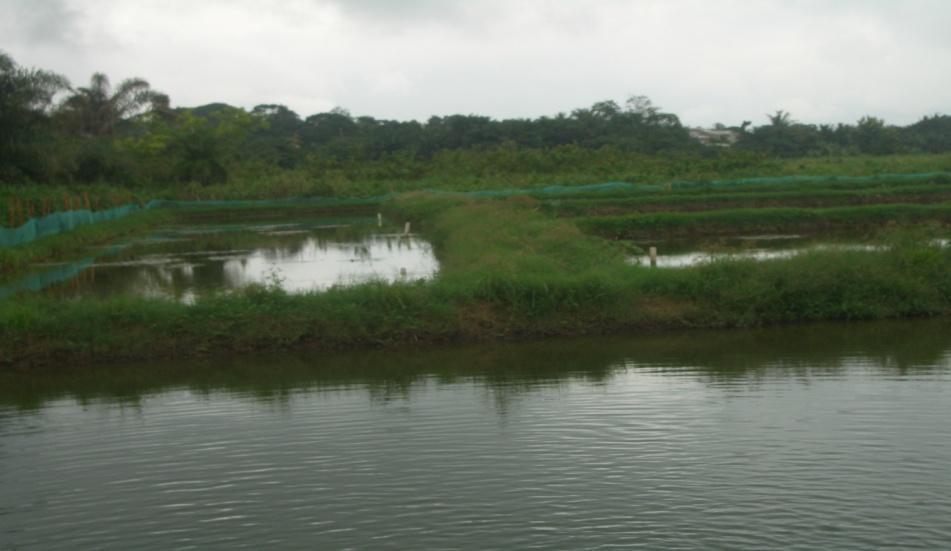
[2,319,951,549]
[0,211,438,301]
[628,233,904,267]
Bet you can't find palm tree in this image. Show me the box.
[767,110,794,128]
[60,72,166,136]
[0,51,69,113]
[1,51,69,180]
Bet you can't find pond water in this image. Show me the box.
[0,212,438,301]
[2,318,951,549]
[628,233,891,268]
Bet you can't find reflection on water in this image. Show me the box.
[2,214,439,301]
[2,319,951,549]
[54,233,438,302]
[628,233,903,268]
[634,244,882,268]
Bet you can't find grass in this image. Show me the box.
[545,180,951,216]
[3,194,951,366]
[5,152,951,225]
[645,232,951,325]
[578,203,951,238]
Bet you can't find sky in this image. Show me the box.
[2,0,950,127]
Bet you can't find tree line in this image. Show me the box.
[3,51,951,188]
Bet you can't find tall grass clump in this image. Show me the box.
[639,233,951,325]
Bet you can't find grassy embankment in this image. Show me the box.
[579,203,951,239]
[545,179,951,216]
[2,192,951,366]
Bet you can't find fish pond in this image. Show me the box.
[2,318,951,549]
[626,232,940,268]
[0,210,439,301]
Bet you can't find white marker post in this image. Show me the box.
[377,212,383,227]
[404,222,411,235]
[649,246,657,267]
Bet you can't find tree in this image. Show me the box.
[905,115,951,153]
[248,104,302,168]
[767,110,794,128]
[740,111,822,157]
[853,116,899,155]
[0,51,69,181]
[624,95,659,118]
[590,100,622,120]
[164,107,261,185]
[59,72,166,136]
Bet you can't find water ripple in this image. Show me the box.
[2,344,951,549]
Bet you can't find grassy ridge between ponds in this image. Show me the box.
[3,196,951,366]
[546,182,951,216]
[0,210,173,275]
[578,202,951,239]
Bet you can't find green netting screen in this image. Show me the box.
[146,196,386,210]
[3,171,950,249]
[0,204,144,249]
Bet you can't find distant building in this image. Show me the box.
[689,128,741,147]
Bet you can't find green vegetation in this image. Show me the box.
[4,49,951,222]
[544,179,951,216]
[579,203,951,239]
[3,195,951,366]
[5,50,951,366]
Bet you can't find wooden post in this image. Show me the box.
[649,246,657,267]
[377,212,383,227]
[404,222,411,235]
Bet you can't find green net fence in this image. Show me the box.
[666,171,951,192]
[0,204,144,249]
[146,196,386,210]
[3,171,950,249]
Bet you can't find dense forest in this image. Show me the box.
[3,50,951,192]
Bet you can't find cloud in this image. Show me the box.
[322,0,470,21]
[0,0,82,46]
[1,0,949,126]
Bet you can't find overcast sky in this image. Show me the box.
[2,0,950,126]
